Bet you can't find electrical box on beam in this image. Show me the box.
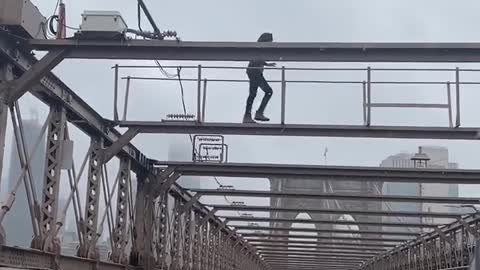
[0,0,46,39]
[77,11,127,39]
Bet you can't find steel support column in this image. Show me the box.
[78,138,103,259]
[39,106,67,252]
[170,197,182,270]
[110,157,131,264]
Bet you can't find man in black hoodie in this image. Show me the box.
[243,32,276,123]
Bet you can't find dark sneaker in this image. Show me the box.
[254,112,270,122]
[243,114,256,124]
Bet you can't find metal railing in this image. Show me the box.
[112,65,480,127]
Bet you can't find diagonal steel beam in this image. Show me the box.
[3,49,67,103]
[233,225,419,236]
[190,188,480,204]
[29,39,480,63]
[212,204,464,218]
[224,215,440,228]
[101,128,140,163]
[155,161,480,184]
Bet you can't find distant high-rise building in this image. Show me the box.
[381,146,459,234]
[4,119,46,247]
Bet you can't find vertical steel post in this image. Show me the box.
[367,67,372,126]
[201,219,209,270]
[197,65,202,123]
[183,208,192,269]
[202,79,208,122]
[0,102,7,198]
[455,67,461,127]
[143,193,154,269]
[0,64,12,191]
[447,82,453,128]
[110,157,131,264]
[114,64,119,122]
[39,106,67,252]
[192,211,201,270]
[171,198,181,269]
[475,239,480,270]
[78,138,103,259]
[131,176,147,266]
[281,66,286,125]
[123,76,131,121]
[362,81,367,126]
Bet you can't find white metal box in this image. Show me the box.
[80,11,127,37]
[0,0,46,39]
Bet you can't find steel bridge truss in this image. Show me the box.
[2,13,480,270]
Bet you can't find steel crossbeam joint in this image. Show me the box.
[101,128,140,164]
[2,49,67,104]
[178,193,202,215]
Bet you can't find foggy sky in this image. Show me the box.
[4,0,480,199]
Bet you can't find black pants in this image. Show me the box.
[245,71,273,114]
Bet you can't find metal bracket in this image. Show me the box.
[101,128,140,163]
[178,193,202,215]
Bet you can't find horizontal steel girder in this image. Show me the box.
[243,233,408,242]
[224,215,441,228]
[248,239,398,247]
[264,258,363,265]
[28,39,480,62]
[0,245,133,270]
[265,261,361,268]
[260,251,373,258]
[253,243,388,252]
[192,188,480,204]
[120,121,480,140]
[233,225,419,236]
[263,254,365,263]
[258,248,379,256]
[158,161,480,183]
[212,204,464,218]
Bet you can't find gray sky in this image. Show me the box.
[3,0,480,210]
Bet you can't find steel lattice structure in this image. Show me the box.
[2,3,480,270]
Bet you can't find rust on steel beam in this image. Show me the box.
[120,121,480,140]
[28,39,480,62]
[156,161,480,184]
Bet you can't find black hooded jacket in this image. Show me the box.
[247,33,273,74]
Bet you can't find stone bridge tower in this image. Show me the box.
[269,178,384,235]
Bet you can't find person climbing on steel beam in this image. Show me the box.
[243,32,276,124]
